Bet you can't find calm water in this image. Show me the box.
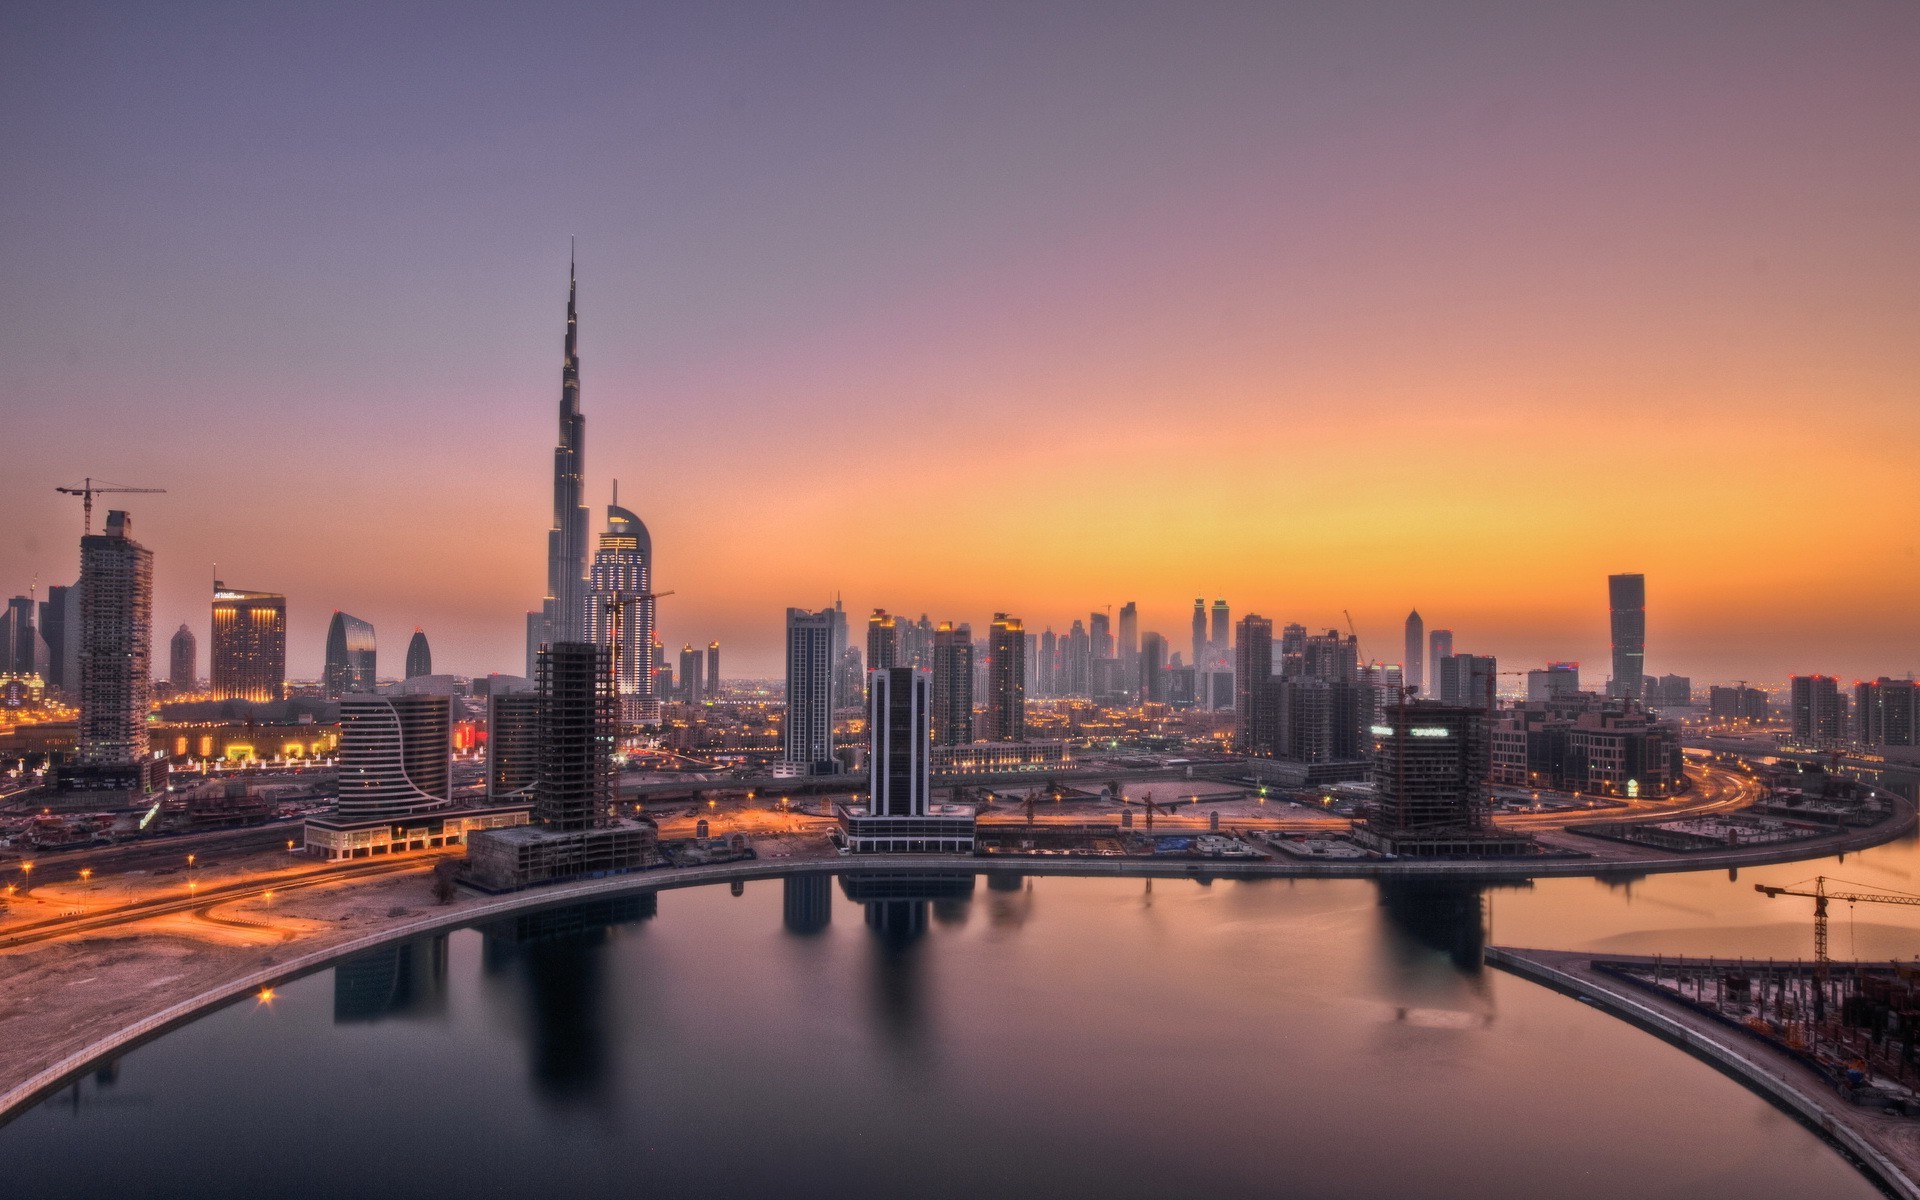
[9,833,1920,1200]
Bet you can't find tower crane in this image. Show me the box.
[55,478,166,535]
[1755,876,1920,972]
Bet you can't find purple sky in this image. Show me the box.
[3,2,1918,682]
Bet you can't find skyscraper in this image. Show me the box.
[487,691,542,802]
[1234,615,1275,754]
[1089,611,1113,661]
[1190,599,1207,676]
[987,613,1026,741]
[584,499,654,698]
[1139,631,1167,703]
[706,641,720,694]
[1208,598,1232,710]
[336,695,452,820]
[1608,573,1646,702]
[931,621,974,745]
[169,624,197,691]
[867,667,931,818]
[1404,610,1425,697]
[71,510,162,804]
[534,641,617,832]
[1790,675,1847,745]
[211,582,286,703]
[405,628,432,679]
[528,251,591,673]
[1437,653,1497,710]
[678,644,703,703]
[1,595,34,674]
[785,607,838,772]
[867,609,899,672]
[38,583,77,693]
[1037,627,1057,697]
[1428,628,1453,684]
[1117,601,1139,686]
[1066,619,1090,695]
[323,611,377,697]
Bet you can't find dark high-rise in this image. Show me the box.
[785,607,838,771]
[534,642,617,832]
[1790,675,1846,745]
[1428,628,1453,685]
[1117,601,1139,686]
[1089,610,1112,662]
[528,251,591,675]
[678,643,703,703]
[324,611,377,697]
[987,613,1026,741]
[405,628,432,679]
[1438,653,1497,710]
[931,621,973,745]
[1233,615,1275,754]
[706,641,720,694]
[169,624,197,691]
[38,583,77,693]
[211,582,286,703]
[487,691,542,802]
[1,595,33,674]
[1190,599,1207,676]
[1404,610,1424,697]
[1037,627,1057,697]
[867,609,899,672]
[867,667,931,818]
[71,510,163,804]
[1608,573,1646,702]
[1066,619,1090,695]
[1139,631,1167,704]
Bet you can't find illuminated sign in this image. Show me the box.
[1369,725,1393,736]
[1411,727,1449,737]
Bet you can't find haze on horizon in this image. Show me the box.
[2,1,1916,684]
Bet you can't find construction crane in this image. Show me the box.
[55,478,166,535]
[1755,876,1920,971]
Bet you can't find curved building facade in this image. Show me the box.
[324,612,377,697]
[337,694,452,820]
[405,628,432,678]
[585,502,655,698]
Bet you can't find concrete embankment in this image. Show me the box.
[1486,946,1920,1200]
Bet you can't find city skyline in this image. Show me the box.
[4,3,1918,683]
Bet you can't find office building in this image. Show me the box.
[1428,628,1453,683]
[678,643,703,704]
[1790,675,1847,745]
[931,621,974,745]
[1650,673,1691,709]
[584,501,656,698]
[1117,601,1139,685]
[785,607,838,772]
[706,641,720,693]
[1491,701,1684,798]
[38,583,77,693]
[839,666,976,854]
[169,624,197,691]
[487,691,542,802]
[1526,662,1580,702]
[527,252,592,673]
[1234,615,1276,754]
[1608,573,1646,702]
[62,510,165,805]
[211,582,286,702]
[1191,600,1207,679]
[406,628,432,679]
[1,596,33,674]
[987,613,1026,741]
[1856,679,1920,748]
[1089,611,1112,661]
[867,609,900,673]
[1438,653,1497,709]
[1404,610,1424,697]
[324,611,377,697]
[335,695,452,819]
[1140,631,1168,704]
[1037,627,1057,697]
[1066,620,1090,695]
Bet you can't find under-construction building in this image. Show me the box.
[1355,699,1532,857]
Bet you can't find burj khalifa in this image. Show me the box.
[526,249,591,676]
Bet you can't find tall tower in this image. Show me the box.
[169,624,197,691]
[785,607,838,771]
[1608,573,1646,702]
[211,582,287,702]
[1404,610,1424,696]
[405,628,432,679]
[584,498,654,698]
[1190,599,1206,676]
[76,511,157,797]
[323,612,377,697]
[531,249,591,669]
[987,613,1026,741]
[931,621,974,745]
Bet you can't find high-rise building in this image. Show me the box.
[867,609,899,673]
[584,501,655,698]
[931,621,974,745]
[1207,598,1232,711]
[1234,615,1276,754]
[1855,679,1919,748]
[534,641,617,831]
[1651,674,1691,709]
[405,628,432,679]
[70,510,162,804]
[987,614,1026,741]
[1608,573,1646,702]
[1279,623,1307,677]
[38,583,77,693]
[1,595,33,674]
[1438,653,1497,710]
[528,251,592,673]
[830,596,849,710]
[1428,628,1453,683]
[1139,631,1167,704]
[1190,600,1207,675]
[1709,685,1769,725]
[487,691,542,802]
[211,582,286,703]
[1404,610,1425,697]
[1366,701,1492,833]
[1526,662,1580,701]
[678,643,703,704]
[706,641,720,694]
[1037,627,1057,698]
[1089,611,1112,662]
[840,666,977,854]
[323,611,377,697]
[1117,601,1139,686]
[169,624,197,691]
[1790,675,1847,745]
[1066,620,1090,695]
[336,695,452,820]
[785,607,838,772]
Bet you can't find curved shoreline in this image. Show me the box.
[2,795,1912,1129]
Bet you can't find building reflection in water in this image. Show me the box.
[783,873,832,936]
[480,894,657,1108]
[839,872,975,1056]
[333,936,449,1025]
[1375,879,1501,973]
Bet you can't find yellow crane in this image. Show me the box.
[1755,876,1920,969]
[55,477,166,535]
